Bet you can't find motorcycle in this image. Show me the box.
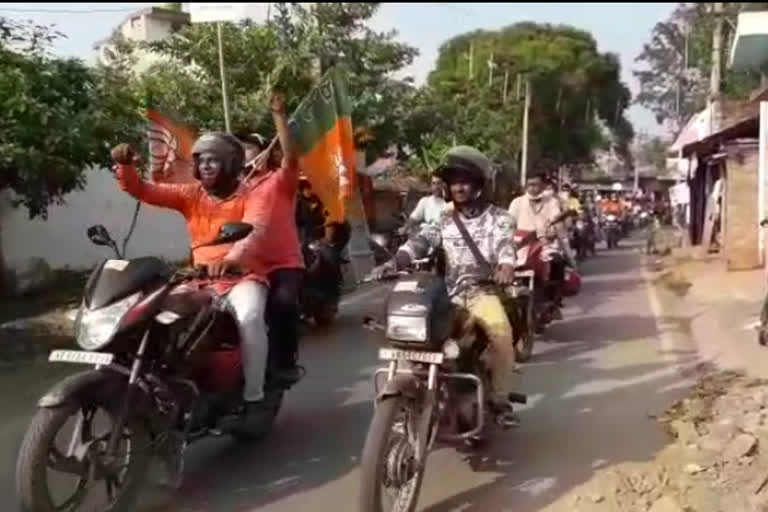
[300,238,347,326]
[358,263,528,512]
[508,210,579,361]
[570,211,596,262]
[16,222,300,512]
[604,214,621,249]
[370,213,409,265]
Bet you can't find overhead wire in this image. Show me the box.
[0,7,137,15]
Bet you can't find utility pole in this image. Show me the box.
[503,69,510,105]
[710,2,724,134]
[468,40,474,80]
[520,76,531,187]
[487,52,495,87]
[216,22,231,132]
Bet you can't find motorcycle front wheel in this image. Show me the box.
[16,392,151,512]
[359,396,427,512]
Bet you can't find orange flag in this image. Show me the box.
[289,67,357,222]
[146,109,198,184]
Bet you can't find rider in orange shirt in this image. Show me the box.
[601,193,625,216]
[112,93,295,435]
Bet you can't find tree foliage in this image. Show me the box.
[634,2,768,133]
[141,3,418,158]
[407,23,633,180]
[0,18,143,218]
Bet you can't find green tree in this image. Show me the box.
[0,18,143,218]
[140,2,417,159]
[412,23,633,179]
[635,2,768,133]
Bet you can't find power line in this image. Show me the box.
[0,7,135,14]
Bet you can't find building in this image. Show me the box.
[93,6,190,71]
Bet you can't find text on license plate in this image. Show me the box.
[379,348,444,364]
[49,350,114,366]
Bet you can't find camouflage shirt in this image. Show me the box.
[401,204,516,297]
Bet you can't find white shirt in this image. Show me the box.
[409,195,447,226]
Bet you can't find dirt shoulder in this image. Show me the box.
[540,241,768,512]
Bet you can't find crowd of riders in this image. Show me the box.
[108,87,658,432]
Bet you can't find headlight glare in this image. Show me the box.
[76,293,141,350]
[386,315,427,342]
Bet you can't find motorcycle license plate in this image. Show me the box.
[379,348,444,364]
[49,350,114,366]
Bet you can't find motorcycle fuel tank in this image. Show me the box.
[385,272,454,349]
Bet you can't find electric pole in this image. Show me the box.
[520,76,531,187]
[503,69,510,105]
[488,52,495,87]
[710,2,723,133]
[468,40,474,80]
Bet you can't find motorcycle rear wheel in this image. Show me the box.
[16,395,151,512]
[359,396,427,512]
[513,300,535,363]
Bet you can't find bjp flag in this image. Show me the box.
[146,109,197,184]
[290,66,357,222]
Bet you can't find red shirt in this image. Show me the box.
[242,167,304,273]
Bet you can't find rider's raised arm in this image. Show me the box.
[116,163,196,216]
[272,93,298,173]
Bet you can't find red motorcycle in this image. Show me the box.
[506,211,581,362]
[16,222,301,512]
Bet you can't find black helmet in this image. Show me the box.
[434,146,492,188]
[191,132,245,180]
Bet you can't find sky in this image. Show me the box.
[0,2,676,135]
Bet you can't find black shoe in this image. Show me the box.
[489,398,520,428]
[230,398,280,440]
[270,364,305,386]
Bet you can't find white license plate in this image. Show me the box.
[49,350,114,366]
[379,348,444,364]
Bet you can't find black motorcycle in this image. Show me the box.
[358,265,527,512]
[301,238,347,326]
[16,222,300,512]
[604,214,621,249]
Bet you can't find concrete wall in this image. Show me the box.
[724,142,761,270]
[0,167,190,275]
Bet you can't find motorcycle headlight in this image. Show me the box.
[386,315,428,342]
[606,215,617,222]
[75,293,142,350]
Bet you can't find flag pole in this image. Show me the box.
[216,21,232,133]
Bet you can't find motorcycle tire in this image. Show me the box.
[359,396,426,512]
[16,396,151,512]
[513,301,535,363]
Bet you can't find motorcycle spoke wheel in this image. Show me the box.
[360,397,428,512]
[16,393,152,512]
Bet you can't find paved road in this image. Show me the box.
[0,240,696,512]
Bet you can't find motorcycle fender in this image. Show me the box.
[376,373,421,403]
[38,369,150,412]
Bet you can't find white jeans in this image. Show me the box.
[227,281,269,402]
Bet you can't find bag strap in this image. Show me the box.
[452,210,492,276]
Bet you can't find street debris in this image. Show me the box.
[556,372,768,512]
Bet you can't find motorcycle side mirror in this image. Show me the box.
[193,222,253,250]
[87,225,115,247]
